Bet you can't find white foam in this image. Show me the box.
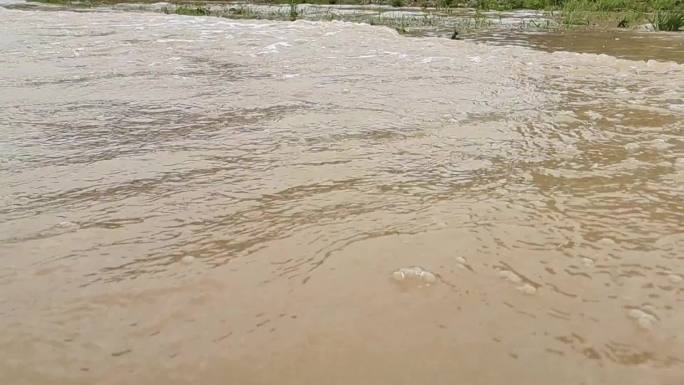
[392,266,437,286]
[581,258,595,267]
[668,274,683,284]
[649,138,671,150]
[56,221,77,228]
[498,270,522,283]
[628,308,658,330]
[259,41,291,54]
[516,284,537,295]
[624,142,639,152]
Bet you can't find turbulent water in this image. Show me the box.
[1,5,683,385]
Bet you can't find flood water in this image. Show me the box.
[479,30,684,63]
[1,5,684,385]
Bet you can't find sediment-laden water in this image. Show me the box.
[1,5,683,385]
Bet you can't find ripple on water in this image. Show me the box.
[0,7,683,385]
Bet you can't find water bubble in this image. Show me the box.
[516,284,537,295]
[637,316,656,330]
[598,238,616,245]
[581,257,595,267]
[650,138,670,150]
[585,110,602,121]
[668,274,683,284]
[392,271,406,281]
[420,271,436,283]
[455,256,469,269]
[391,266,437,286]
[498,270,522,283]
[624,143,639,152]
[627,308,658,330]
[56,221,77,228]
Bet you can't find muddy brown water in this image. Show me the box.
[1,5,683,385]
[478,30,684,63]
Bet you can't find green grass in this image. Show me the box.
[289,0,299,20]
[651,10,684,30]
[557,0,683,29]
[469,0,682,10]
[172,5,211,16]
[471,0,557,11]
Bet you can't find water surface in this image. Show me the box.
[1,6,683,385]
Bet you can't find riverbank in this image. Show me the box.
[22,0,684,32]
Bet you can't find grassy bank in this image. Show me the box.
[158,3,502,33]
[557,0,683,29]
[26,0,684,31]
[27,0,684,10]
